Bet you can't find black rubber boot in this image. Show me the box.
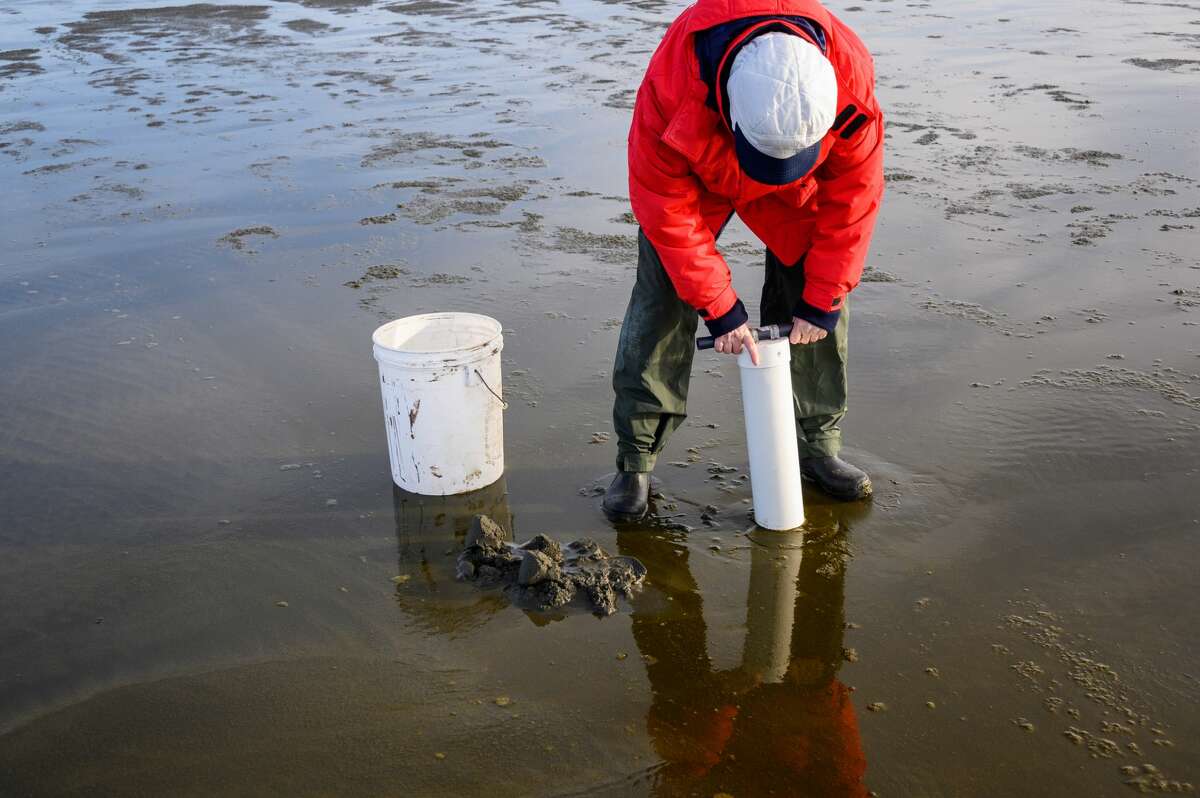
[603,471,650,522]
[801,456,872,501]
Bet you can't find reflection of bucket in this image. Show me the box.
[373,313,505,495]
[393,480,513,634]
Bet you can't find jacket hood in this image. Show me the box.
[694,15,826,116]
[681,0,835,35]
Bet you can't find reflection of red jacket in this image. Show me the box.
[628,0,884,324]
[647,679,867,797]
[731,680,868,796]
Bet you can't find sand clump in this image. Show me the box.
[276,0,375,13]
[217,225,279,251]
[861,266,901,283]
[550,226,637,265]
[360,130,508,168]
[57,4,282,67]
[456,515,646,617]
[374,181,529,226]
[999,601,1195,792]
[0,49,44,79]
[0,121,46,135]
[343,263,410,288]
[1020,366,1200,412]
[282,18,332,35]
[1124,58,1200,73]
[920,297,1026,337]
[1171,288,1200,309]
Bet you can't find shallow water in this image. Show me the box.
[1,0,1199,794]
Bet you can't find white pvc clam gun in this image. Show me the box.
[373,313,505,495]
[738,339,805,531]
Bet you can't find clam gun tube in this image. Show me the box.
[697,323,805,531]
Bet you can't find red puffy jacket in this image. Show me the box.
[628,0,884,330]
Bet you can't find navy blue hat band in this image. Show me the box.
[733,124,820,186]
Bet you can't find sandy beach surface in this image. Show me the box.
[1,0,1198,795]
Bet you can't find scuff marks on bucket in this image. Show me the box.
[408,398,421,439]
[387,413,410,486]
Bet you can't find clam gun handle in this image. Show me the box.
[696,322,794,351]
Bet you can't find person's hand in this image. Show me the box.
[789,318,828,345]
[714,322,760,365]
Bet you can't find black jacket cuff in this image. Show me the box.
[792,297,841,333]
[702,298,749,337]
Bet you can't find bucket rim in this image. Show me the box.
[372,312,503,357]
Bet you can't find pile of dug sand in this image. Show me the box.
[456,515,646,616]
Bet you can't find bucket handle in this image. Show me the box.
[473,368,509,410]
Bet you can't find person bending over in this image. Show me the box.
[605,0,884,522]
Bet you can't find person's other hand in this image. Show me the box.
[714,322,760,365]
[789,318,828,345]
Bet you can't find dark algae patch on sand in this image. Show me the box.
[282,18,333,35]
[217,225,279,251]
[357,264,411,283]
[456,515,646,617]
[343,263,410,288]
[58,4,274,59]
[1124,57,1200,72]
[548,226,637,265]
[0,49,44,79]
[275,0,377,11]
[999,601,1197,793]
[1020,365,1200,413]
[360,130,508,167]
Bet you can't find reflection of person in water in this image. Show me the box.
[618,525,867,797]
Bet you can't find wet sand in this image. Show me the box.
[1,0,1199,795]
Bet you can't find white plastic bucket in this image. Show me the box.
[738,339,805,530]
[373,313,505,495]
